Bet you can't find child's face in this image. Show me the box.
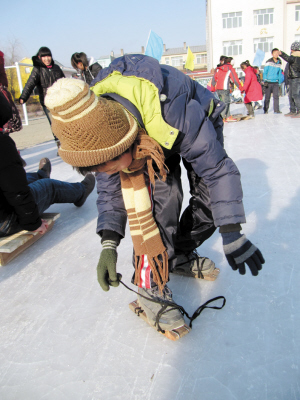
[92,149,133,174]
[272,50,279,59]
[40,56,52,66]
[76,62,85,71]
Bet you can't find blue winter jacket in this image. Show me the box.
[263,58,282,83]
[91,55,246,238]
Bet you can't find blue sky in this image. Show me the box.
[1,0,206,67]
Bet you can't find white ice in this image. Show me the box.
[0,97,299,400]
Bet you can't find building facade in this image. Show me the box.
[206,0,300,76]
[97,43,208,78]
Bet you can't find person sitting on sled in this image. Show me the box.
[45,55,265,332]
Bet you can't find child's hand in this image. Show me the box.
[34,219,49,234]
[97,241,121,291]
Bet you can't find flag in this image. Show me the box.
[185,47,195,71]
[144,30,164,61]
[253,48,265,67]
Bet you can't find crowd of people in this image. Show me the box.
[1,39,298,333]
[209,41,300,121]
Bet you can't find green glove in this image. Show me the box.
[97,240,122,291]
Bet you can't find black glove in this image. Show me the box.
[222,232,265,276]
[97,240,122,291]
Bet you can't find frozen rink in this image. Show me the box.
[0,96,299,400]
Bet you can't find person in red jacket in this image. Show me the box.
[240,61,263,119]
[212,57,243,122]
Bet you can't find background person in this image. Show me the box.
[262,48,283,114]
[212,57,243,122]
[240,60,263,119]
[71,52,102,85]
[279,42,300,118]
[19,47,65,151]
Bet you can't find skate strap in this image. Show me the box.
[120,280,226,332]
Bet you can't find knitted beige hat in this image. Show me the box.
[45,78,138,167]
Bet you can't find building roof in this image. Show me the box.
[163,45,206,56]
[97,45,207,60]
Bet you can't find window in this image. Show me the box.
[253,37,274,53]
[171,56,183,67]
[296,5,300,21]
[295,34,300,42]
[165,57,170,65]
[25,67,31,74]
[223,40,243,56]
[222,12,242,29]
[235,67,244,78]
[254,9,274,25]
[196,54,207,64]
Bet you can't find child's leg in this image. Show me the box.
[29,178,85,215]
[175,159,216,255]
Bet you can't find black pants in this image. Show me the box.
[42,105,59,142]
[264,82,280,113]
[289,78,300,113]
[134,155,216,287]
[152,156,216,265]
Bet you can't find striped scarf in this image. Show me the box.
[120,130,169,292]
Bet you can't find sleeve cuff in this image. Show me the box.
[219,223,242,234]
[100,230,121,245]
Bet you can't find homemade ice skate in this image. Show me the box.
[0,213,60,266]
[129,299,191,341]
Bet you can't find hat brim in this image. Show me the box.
[58,110,139,167]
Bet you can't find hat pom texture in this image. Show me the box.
[45,78,138,167]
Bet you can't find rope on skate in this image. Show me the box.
[120,280,226,333]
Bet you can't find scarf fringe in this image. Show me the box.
[134,250,169,293]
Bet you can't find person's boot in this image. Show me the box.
[291,112,300,118]
[38,157,51,178]
[74,174,96,207]
[137,285,185,331]
[172,251,219,280]
[284,112,296,117]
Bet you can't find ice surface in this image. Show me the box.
[0,97,299,400]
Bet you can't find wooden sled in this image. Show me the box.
[232,114,253,121]
[129,300,191,341]
[0,213,60,266]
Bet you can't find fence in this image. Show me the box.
[4,62,75,126]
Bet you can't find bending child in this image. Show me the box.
[45,56,264,332]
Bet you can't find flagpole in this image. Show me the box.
[145,29,151,52]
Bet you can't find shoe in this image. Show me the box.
[264,111,268,114]
[291,112,300,118]
[254,104,259,110]
[225,116,238,122]
[274,111,282,114]
[284,112,296,117]
[257,105,263,109]
[172,251,219,280]
[38,157,51,178]
[137,285,185,331]
[74,174,96,207]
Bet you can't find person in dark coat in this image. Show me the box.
[19,47,65,148]
[279,42,300,117]
[44,58,265,332]
[0,109,96,237]
[71,52,102,85]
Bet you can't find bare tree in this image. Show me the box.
[2,38,22,100]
